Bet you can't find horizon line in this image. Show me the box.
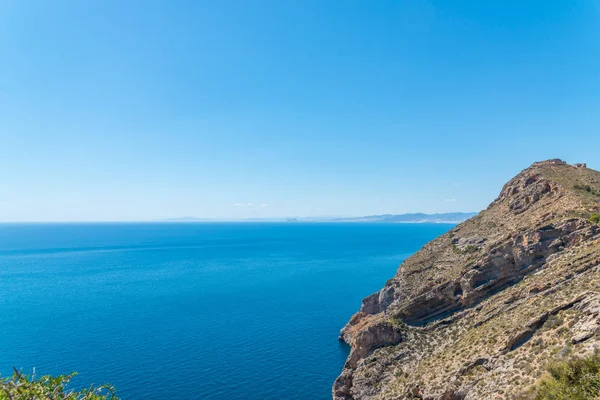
[0,211,479,224]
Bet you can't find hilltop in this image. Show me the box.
[334,159,600,400]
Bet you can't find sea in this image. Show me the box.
[0,222,452,399]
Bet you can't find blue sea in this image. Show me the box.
[0,222,451,399]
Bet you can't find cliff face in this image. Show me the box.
[334,160,600,400]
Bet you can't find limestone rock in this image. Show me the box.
[334,160,600,400]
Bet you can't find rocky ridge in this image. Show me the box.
[334,160,600,400]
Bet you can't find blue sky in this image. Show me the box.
[1,0,599,221]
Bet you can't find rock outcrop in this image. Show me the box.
[334,160,600,400]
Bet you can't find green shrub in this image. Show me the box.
[574,184,592,192]
[534,354,600,400]
[0,369,117,400]
[574,184,600,197]
[451,244,479,255]
[463,245,479,253]
[590,213,600,224]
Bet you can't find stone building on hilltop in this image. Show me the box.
[534,159,567,166]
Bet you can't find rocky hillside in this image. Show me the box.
[334,160,600,400]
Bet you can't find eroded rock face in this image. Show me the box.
[346,320,406,368]
[360,286,396,315]
[357,220,598,327]
[498,172,563,215]
[334,160,600,400]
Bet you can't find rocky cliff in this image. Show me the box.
[334,160,600,400]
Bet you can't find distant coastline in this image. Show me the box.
[331,212,477,223]
[0,213,478,224]
[157,212,478,224]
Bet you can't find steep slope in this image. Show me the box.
[334,160,600,400]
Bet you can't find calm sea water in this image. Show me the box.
[0,222,451,399]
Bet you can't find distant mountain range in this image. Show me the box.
[159,212,477,223]
[332,212,477,223]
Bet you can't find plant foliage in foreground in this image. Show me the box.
[0,369,118,400]
[534,353,600,400]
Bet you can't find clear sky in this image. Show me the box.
[1,0,599,221]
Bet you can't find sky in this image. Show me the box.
[0,0,599,222]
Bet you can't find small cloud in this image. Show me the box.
[233,203,243,207]
[444,198,457,202]
[247,203,254,207]
[260,204,268,207]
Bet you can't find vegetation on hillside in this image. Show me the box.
[574,184,600,197]
[335,161,600,399]
[534,353,600,400]
[0,369,117,400]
